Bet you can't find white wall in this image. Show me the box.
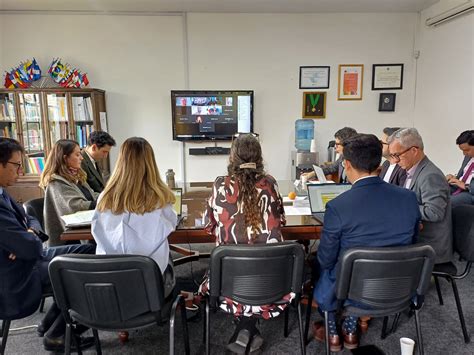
[186,13,418,180]
[0,14,186,179]
[414,0,474,174]
[1,11,451,182]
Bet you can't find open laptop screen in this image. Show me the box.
[171,188,182,216]
[307,183,351,212]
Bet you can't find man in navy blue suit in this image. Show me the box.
[312,134,421,352]
[0,137,95,352]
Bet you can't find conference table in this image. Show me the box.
[61,180,322,265]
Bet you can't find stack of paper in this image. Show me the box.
[60,210,95,227]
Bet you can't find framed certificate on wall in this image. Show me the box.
[338,64,364,100]
[372,64,404,90]
[299,66,330,89]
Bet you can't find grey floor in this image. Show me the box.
[3,244,474,355]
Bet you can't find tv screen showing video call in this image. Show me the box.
[171,90,254,141]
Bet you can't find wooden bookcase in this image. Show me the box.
[0,88,109,203]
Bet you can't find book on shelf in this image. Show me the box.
[1,125,14,138]
[48,96,67,122]
[76,124,93,147]
[26,156,45,174]
[72,96,93,122]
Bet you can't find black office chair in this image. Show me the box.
[204,242,306,355]
[305,244,435,355]
[1,285,51,355]
[48,254,190,355]
[432,204,474,344]
[23,197,51,313]
[24,198,45,229]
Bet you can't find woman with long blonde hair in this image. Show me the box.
[92,137,177,296]
[40,139,98,246]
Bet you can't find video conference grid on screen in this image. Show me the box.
[171,91,253,141]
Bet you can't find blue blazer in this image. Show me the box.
[0,190,44,319]
[314,176,421,311]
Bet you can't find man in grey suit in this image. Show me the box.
[389,128,452,263]
[81,131,116,193]
[446,130,474,207]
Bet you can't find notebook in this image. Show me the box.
[307,183,351,223]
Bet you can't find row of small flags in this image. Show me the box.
[3,58,90,89]
[3,58,41,89]
[48,58,89,88]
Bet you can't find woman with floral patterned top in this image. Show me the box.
[199,133,288,353]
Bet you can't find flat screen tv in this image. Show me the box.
[171,90,254,141]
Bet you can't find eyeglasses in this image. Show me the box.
[389,146,418,162]
[7,161,22,172]
[232,132,259,142]
[380,140,389,146]
[334,142,343,147]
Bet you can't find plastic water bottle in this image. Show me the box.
[295,119,314,151]
[166,169,176,189]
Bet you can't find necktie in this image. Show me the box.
[453,162,474,195]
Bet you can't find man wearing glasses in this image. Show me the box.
[389,128,453,264]
[302,127,357,183]
[379,127,406,186]
[0,137,95,352]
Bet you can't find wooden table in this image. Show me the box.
[61,216,322,265]
[61,181,322,264]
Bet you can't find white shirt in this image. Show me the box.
[92,204,178,274]
[383,163,397,183]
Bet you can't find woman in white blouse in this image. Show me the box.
[92,137,177,297]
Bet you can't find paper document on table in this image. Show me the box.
[284,205,312,216]
[60,210,95,227]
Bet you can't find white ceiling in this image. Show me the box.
[0,0,440,13]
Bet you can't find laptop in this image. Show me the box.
[171,188,184,223]
[307,183,351,223]
[312,164,327,183]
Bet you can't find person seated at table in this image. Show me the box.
[312,134,420,352]
[200,133,286,354]
[0,137,96,352]
[40,139,99,246]
[446,130,474,207]
[92,137,177,298]
[302,127,357,183]
[379,127,406,186]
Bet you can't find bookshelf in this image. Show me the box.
[0,88,109,202]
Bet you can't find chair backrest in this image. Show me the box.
[335,244,435,310]
[209,242,305,305]
[48,254,165,327]
[24,198,44,229]
[452,205,474,262]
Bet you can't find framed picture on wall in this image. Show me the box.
[338,64,364,100]
[302,91,326,118]
[372,64,404,90]
[299,66,330,89]
[378,93,396,112]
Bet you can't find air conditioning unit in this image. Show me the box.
[425,0,473,27]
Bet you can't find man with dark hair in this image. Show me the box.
[379,127,406,186]
[0,137,95,352]
[303,127,358,183]
[312,134,420,351]
[446,130,474,206]
[81,130,116,193]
